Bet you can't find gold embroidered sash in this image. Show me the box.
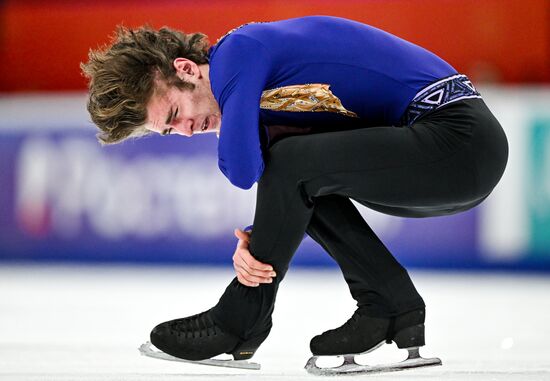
[260,84,358,118]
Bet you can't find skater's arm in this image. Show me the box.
[232,228,276,287]
[210,35,272,189]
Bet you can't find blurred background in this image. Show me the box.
[1,1,550,380]
[1,0,549,270]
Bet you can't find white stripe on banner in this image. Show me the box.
[478,87,550,260]
[0,92,92,130]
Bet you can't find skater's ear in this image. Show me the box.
[173,58,202,82]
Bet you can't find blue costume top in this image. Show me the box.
[208,16,457,189]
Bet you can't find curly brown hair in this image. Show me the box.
[81,25,210,144]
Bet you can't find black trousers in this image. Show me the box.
[211,98,509,341]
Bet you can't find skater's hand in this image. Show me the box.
[233,228,276,287]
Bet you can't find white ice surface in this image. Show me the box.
[0,265,549,381]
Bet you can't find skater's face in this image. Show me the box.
[146,59,221,137]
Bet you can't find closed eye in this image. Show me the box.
[161,128,173,136]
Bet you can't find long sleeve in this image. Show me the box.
[210,35,273,189]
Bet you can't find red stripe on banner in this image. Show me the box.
[0,0,548,91]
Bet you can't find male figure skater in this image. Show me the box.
[81,16,508,374]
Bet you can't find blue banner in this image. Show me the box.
[0,122,547,270]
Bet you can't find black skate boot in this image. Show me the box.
[143,308,270,369]
[310,307,426,355]
[306,307,441,375]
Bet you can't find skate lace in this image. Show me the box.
[169,311,218,339]
[324,310,361,336]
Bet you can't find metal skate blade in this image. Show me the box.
[139,341,261,370]
[305,348,442,375]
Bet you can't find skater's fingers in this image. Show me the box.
[235,263,273,285]
[235,234,250,251]
[234,262,266,286]
[240,265,273,283]
[238,248,274,273]
[236,272,259,287]
[233,257,273,283]
[234,228,251,243]
[236,238,249,250]
[232,235,275,283]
